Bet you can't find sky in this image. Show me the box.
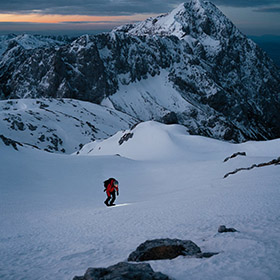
[0,0,279,36]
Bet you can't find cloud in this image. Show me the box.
[254,7,280,13]
[1,0,279,36]
[0,21,38,25]
[0,21,118,34]
[59,21,133,24]
[0,0,279,16]
[0,0,179,16]
[211,0,280,8]
[59,21,112,24]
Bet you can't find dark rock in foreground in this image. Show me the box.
[73,239,219,279]
[128,238,202,261]
[73,262,171,280]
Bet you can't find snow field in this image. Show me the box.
[0,122,280,280]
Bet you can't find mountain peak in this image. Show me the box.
[113,1,238,41]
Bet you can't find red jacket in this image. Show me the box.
[106,179,119,197]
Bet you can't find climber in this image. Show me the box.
[104,178,119,206]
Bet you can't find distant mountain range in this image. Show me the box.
[1,0,280,144]
[0,33,73,57]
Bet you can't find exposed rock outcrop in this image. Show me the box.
[224,152,246,162]
[73,262,171,280]
[0,134,23,150]
[224,157,280,178]
[73,238,219,279]
[119,132,134,145]
[127,238,217,261]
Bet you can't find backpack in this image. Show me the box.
[103,178,115,192]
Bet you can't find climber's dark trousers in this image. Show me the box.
[105,191,116,205]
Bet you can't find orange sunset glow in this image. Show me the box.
[0,13,155,24]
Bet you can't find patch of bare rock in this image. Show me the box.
[224,157,280,178]
[73,238,219,280]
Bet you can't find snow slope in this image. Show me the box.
[101,70,194,121]
[0,121,279,280]
[0,98,138,153]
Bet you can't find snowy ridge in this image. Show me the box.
[114,3,189,38]
[78,121,193,160]
[0,98,138,153]
[114,0,237,39]
[78,121,280,161]
[113,0,241,57]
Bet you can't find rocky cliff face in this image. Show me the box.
[1,0,280,142]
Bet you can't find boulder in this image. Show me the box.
[127,238,201,261]
[73,262,171,280]
[218,225,238,233]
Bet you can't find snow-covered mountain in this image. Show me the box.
[0,33,72,57]
[1,121,280,280]
[0,98,137,153]
[1,0,280,142]
[115,1,233,42]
